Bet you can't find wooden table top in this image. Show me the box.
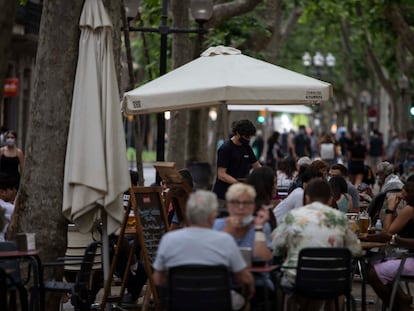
[360,241,387,250]
[0,249,39,257]
[248,265,279,273]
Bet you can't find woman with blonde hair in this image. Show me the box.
[214,182,274,310]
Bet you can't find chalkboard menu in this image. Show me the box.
[130,186,168,264]
[129,186,168,308]
[101,186,168,309]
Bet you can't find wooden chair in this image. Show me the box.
[166,265,233,311]
[282,247,354,311]
[42,241,101,311]
[64,225,102,293]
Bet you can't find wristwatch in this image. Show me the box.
[255,226,264,232]
[385,209,396,215]
[390,234,397,245]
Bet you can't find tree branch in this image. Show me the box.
[384,4,414,57]
[207,0,262,29]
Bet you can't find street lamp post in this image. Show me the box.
[302,51,336,133]
[313,51,324,79]
[302,51,336,79]
[126,0,213,184]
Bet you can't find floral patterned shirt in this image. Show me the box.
[272,202,362,284]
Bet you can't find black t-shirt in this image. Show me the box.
[369,136,383,156]
[294,133,311,157]
[213,140,257,199]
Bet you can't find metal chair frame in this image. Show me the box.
[42,241,101,311]
[282,247,354,311]
[167,264,233,311]
[388,252,414,311]
[0,241,29,311]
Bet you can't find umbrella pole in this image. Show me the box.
[101,209,111,310]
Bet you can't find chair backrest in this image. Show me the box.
[295,247,352,299]
[70,241,102,311]
[187,162,212,190]
[0,241,22,284]
[75,241,101,287]
[167,265,232,311]
[65,225,102,272]
[0,267,11,309]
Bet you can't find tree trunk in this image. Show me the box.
[7,1,121,309]
[0,0,18,103]
[167,0,191,169]
[7,0,83,309]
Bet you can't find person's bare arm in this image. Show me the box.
[217,167,239,184]
[17,148,24,172]
[382,193,411,233]
[152,270,167,287]
[234,268,255,299]
[385,205,413,234]
[252,208,272,261]
[252,161,261,169]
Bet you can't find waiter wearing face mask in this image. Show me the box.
[0,130,24,190]
[213,120,261,212]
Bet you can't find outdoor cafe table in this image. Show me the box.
[0,249,43,311]
[357,241,388,311]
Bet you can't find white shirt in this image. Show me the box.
[273,187,304,224]
[0,198,15,241]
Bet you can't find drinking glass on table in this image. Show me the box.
[358,211,370,234]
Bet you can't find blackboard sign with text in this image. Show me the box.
[129,186,169,308]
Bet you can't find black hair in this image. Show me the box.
[403,179,414,206]
[246,166,277,230]
[246,166,275,205]
[232,120,256,137]
[305,178,332,205]
[330,163,348,176]
[129,170,139,186]
[277,156,296,179]
[328,175,348,201]
[301,168,323,184]
[178,168,194,188]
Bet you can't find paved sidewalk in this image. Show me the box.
[61,281,382,311]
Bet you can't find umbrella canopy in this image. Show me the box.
[228,104,313,114]
[122,46,333,114]
[63,0,130,235]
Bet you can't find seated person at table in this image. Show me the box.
[167,168,194,229]
[153,190,254,310]
[273,179,362,311]
[0,173,16,241]
[246,166,278,231]
[273,167,322,224]
[213,183,274,310]
[362,176,414,311]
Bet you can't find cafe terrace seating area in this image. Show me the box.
[2,237,414,311]
[1,184,414,310]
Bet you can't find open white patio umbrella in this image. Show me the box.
[62,0,130,285]
[121,46,333,114]
[227,104,313,114]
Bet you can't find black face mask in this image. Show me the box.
[239,137,250,146]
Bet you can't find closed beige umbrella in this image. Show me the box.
[63,0,130,284]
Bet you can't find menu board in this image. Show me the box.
[130,186,168,264]
[129,186,169,308]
